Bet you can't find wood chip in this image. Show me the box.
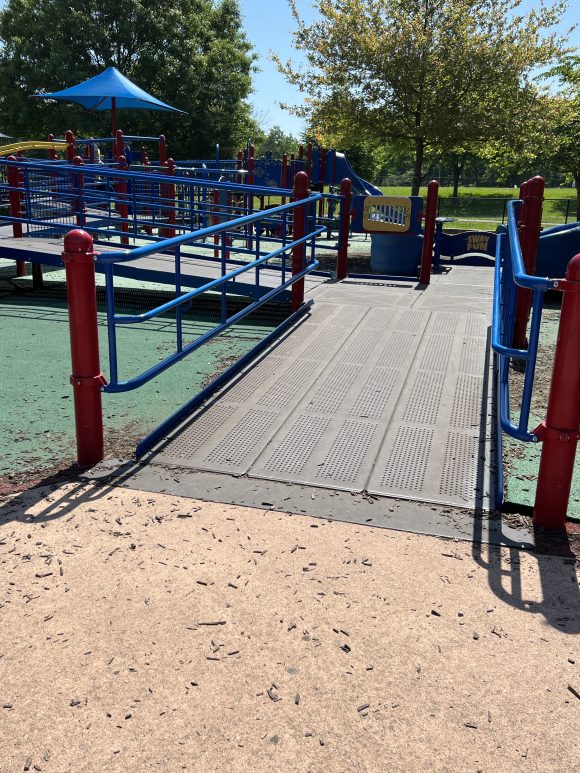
[568,684,580,701]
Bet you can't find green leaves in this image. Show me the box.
[0,0,256,157]
[277,0,571,193]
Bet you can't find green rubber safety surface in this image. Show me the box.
[502,305,580,521]
[0,268,276,478]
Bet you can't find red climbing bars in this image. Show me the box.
[419,180,439,284]
[62,230,106,467]
[533,253,580,529]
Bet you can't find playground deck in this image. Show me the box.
[140,266,495,512]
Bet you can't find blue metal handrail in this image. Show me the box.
[0,157,343,271]
[99,194,323,393]
[491,197,569,505]
[98,195,322,264]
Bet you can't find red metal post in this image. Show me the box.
[307,142,313,182]
[72,155,85,227]
[290,152,295,182]
[336,178,352,280]
[167,158,176,238]
[114,129,124,161]
[65,130,75,162]
[47,133,58,161]
[298,144,304,160]
[117,155,129,245]
[159,135,167,164]
[318,147,326,218]
[281,153,288,205]
[61,229,106,467]
[111,96,117,136]
[213,188,220,258]
[513,176,544,348]
[533,254,580,529]
[291,171,309,312]
[248,144,255,186]
[7,155,23,239]
[143,152,153,235]
[6,154,26,276]
[419,180,439,284]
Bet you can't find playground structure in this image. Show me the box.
[1,133,580,530]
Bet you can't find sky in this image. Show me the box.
[238,0,580,138]
[238,0,316,136]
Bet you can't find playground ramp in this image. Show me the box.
[136,267,495,513]
[0,228,328,300]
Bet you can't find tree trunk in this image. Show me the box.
[452,163,461,198]
[411,136,424,196]
[574,171,580,222]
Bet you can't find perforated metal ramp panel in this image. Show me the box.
[366,312,493,508]
[148,272,495,511]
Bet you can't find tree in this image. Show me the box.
[275,0,570,195]
[255,125,300,157]
[538,58,580,219]
[0,0,256,158]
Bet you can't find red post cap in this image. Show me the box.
[294,170,309,197]
[566,253,580,282]
[63,229,93,254]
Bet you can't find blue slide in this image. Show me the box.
[324,150,383,196]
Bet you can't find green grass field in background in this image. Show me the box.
[379,186,577,199]
[379,186,578,230]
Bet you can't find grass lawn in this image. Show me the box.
[379,185,577,199]
[379,186,578,230]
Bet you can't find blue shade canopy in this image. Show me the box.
[33,66,187,114]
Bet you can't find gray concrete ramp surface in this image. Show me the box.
[144,267,495,512]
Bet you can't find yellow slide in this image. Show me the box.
[0,140,68,156]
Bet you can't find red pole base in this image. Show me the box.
[533,253,580,528]
[71,374,106,467]
[62,229,105,468]
[533,424,576,530]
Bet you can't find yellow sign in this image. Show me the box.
[466,233,490,253]
[363,196,411,232]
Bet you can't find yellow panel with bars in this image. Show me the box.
[363,196,412,233]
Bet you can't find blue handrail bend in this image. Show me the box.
[491,197,570,505]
